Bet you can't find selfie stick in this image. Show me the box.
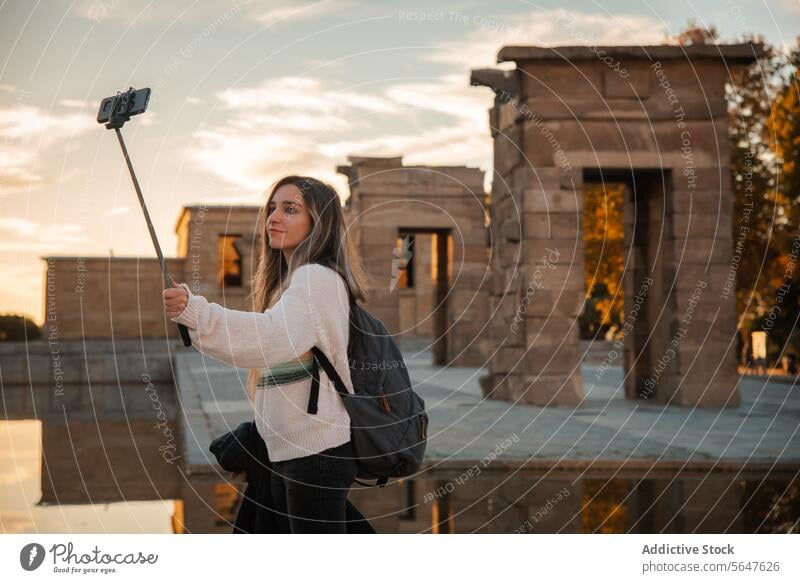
[102,89,192,347]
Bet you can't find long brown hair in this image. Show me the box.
[244,175,369,402]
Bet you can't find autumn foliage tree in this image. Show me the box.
[729,36,800,362]
[580,183,625,340]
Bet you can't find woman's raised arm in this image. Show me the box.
[167,266,321,369]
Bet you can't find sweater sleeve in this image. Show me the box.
[169,265,322,369]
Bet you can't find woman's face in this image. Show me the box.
[266,184,312,258]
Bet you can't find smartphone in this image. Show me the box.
[96,87,151,124]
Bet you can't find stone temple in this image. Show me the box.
[469,43,762,408]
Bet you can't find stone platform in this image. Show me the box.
[177,342,800,479]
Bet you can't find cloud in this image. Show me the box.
[73,0,248,24]
[103,206,131,216]
[384,74,489,124]
[188,71,496,199]
[424,9,668,69]
[0,106,91,143]
[58,98,92,109]
[0,218,38,236]
[0,218,87,251]
[187,70,498,200]
[188,76,405,196]
[0,104,95,197]
[252,0,353,27]
[319,118,491,168]
[72,0,349,27]
[0,155,44,192]
[215,77,397,115]
[776,0,800,14]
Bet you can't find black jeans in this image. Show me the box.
[269,440,375,533]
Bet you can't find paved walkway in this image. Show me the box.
[176,343,800,477]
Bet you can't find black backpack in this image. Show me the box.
[305,294,428,488]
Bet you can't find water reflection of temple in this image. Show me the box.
[2,339,797,533]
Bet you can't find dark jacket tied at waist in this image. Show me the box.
[209,420,376,534]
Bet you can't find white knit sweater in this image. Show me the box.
[170,263,354,462]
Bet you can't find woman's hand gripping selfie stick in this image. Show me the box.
[98,87,192,347]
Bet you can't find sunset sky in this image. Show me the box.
[1,0,798,325]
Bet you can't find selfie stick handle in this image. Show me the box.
[113,127,192,347]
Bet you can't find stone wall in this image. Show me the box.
[42,256,187,340]
[42,206,261,340]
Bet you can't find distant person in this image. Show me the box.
[163,176,374,534]
[744,343,753,375]
[787,354,798,376]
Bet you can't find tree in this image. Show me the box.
[581,182,625,340]
[768,41,800,229]
[761,39,800,361]
[674,20,719,46]
[0,314,41,341]
[727,35,800,363]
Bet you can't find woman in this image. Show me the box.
[163,175,374,533]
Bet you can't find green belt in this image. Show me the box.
[256,352,315,389]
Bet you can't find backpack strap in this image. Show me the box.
[306,354,320,415]
[306,346,350,415]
